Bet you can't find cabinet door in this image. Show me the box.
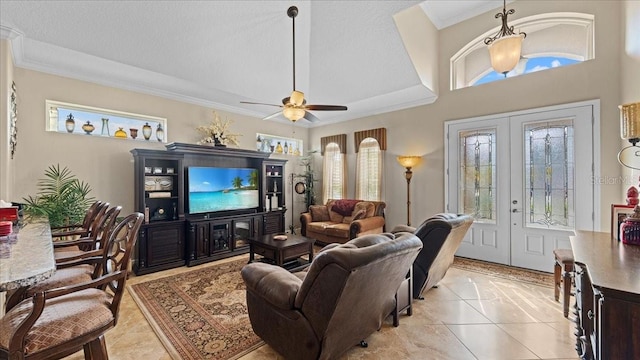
[194,222,210,258]
[232,216,262,250]
[145,223,185,267]
[264,211,284,234]
[210,222,230,253]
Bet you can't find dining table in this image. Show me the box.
[0,218,55,292]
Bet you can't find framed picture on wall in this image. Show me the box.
[611,204,634,241]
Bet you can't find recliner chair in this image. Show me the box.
[392,213,473,299]
[241,232,422,360]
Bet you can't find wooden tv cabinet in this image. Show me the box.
[570,231,640,360]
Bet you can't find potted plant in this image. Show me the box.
[23,164,94,228]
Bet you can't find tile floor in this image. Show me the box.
[65,256,579,360]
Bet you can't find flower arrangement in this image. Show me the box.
[196,111,241,147]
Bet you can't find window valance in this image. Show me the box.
[321,134,347,155]
[354,128,387,152]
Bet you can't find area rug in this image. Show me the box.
[128,258,262,360]
[452,256,553,288]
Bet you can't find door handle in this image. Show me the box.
[512,209,521,213]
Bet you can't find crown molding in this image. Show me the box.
[2,23,436,127]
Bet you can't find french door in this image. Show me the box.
[446,104,596,272]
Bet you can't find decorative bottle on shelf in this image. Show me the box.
[274,181,278,193]
[114,127,127,138]
[81,121,95,135]
[142,122,152,140]
[620,205,640,245]
[65,113,75,133]
[129,128,138,139]
[283,142,289,154]
[156,123,164,142]
[276,141,283,154]
[101,118,110,136]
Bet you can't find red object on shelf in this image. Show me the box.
[0,207,18,222]
[0,221,12,236]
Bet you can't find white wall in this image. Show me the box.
[0,39,14,201]
[0,1,633,232]
[310,0,625,230]
[5,66,309,230]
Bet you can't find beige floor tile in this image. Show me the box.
[447,324,539,360]
[412,299,492,324]
[59,260,577,360]
[421,284,463,301]
[497,323,579,359]
[465,295,566,324]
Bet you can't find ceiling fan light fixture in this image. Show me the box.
[290,90,305,106]
[283,107,305,122]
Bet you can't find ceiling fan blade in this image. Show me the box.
[303,111,320,123]
[262,111,283,121]
[305,104,348,111]
[241,101,282,108]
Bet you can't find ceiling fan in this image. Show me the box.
[241,6,347,123]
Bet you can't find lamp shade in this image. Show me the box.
[620,102,640,144]
[488,34,524,74]
[283,107,305,122]
[397,156,421,169]
[290,90,305,106]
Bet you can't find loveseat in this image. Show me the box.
[241,232,422,360]
[300,199,386,244]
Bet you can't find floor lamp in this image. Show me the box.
[397,156,421,226]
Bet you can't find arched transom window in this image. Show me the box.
[451,13,595,89]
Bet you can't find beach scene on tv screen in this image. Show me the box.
[188,167,259,213]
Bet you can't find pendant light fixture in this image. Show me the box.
[484,0,526,76]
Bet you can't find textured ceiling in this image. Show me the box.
[0,0,505,126]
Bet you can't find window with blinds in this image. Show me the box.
[322,142,346,203]
[356,138,382,201]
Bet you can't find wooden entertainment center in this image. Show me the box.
[131,143,287,275]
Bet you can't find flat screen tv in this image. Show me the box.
[186,166,260,214]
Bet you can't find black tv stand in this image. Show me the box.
[131,143,287,274]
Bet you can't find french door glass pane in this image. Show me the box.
[459,129,497,223]
[524,119,575,229]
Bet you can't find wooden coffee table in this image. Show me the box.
[248,233,315,272]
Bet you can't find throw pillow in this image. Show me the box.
[352,209,367,221]
[331,199,361,216]
[353,201,376,218]
[309,205,330,222]
[327,200,344,223]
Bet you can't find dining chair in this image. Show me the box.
[50,201,107,240]
[54,205,121,262]
[0,212,143,360]
[5,206,123,310]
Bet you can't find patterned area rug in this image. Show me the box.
[452,256,554,288]
[128,258,262,360]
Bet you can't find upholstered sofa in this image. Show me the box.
[392,213,473,299]
[300,199,386,244]
[241,232,422,360]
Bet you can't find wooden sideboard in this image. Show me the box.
[570,231,640,360]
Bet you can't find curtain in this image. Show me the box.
[322,142,346,203]
[355,138,382,201]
